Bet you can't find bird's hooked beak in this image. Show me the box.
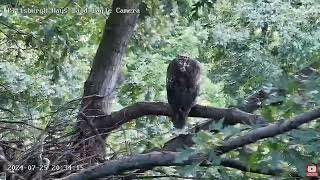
[179,61,189,72]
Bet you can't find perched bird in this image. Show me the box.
[166,55,201,129]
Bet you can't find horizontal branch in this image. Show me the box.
[94,102,266,135]
[61,151,288,180]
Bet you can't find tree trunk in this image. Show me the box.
[72,0,140,165]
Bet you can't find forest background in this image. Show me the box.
[0,0,319,179]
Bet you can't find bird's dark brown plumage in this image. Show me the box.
[166,55,201,129]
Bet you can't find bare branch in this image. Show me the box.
[61,151,297,180]
[94,102,266,135]
[216,108,320,154]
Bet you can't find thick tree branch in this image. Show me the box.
[61,151,288,180]
[94,102,266,135]
[162,89,273,150]
[164,90,273,151]
[216,108,320,154]
[90,101,266,153]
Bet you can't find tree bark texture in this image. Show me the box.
[72,0,140,164]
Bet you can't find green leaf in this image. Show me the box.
[175,147,196,163]
[208,119,224,131]
[192,130,214,146]
[208,150,221,166]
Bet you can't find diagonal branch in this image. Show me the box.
[216,108,320,154]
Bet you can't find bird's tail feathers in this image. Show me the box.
[172,112,187,129]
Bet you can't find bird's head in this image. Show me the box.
[177,56,190,72]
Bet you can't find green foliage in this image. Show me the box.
[0,0,319,179]
[0,0,103,141]
[175,147,196,163]
[200,0,320,97]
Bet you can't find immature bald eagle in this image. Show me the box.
[166,56,201,129]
